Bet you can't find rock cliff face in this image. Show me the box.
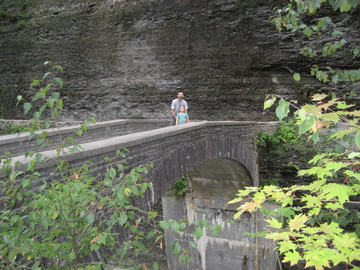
[0,0,359,122]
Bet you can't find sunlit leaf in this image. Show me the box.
[321,113,339,122]
[302,104,321,116]
[53,65,63,71]
[293,73,300,81]
[264,95,276,110]
[312,93,327,101]
[288,214,308,232]
[278,240,298,254]
[148,211,158,218]
[276,98,290,121]
[340,0,352,12]
[283,250,302,266]
[266,218,283,229]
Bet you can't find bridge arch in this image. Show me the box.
[137,121,259,209]
[185,158,253,211]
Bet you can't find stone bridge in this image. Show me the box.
[1,120,263,208]
[1,119,278,270]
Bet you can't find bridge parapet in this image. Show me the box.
[0,119,168,158]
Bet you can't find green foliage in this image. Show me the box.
[256,120,301,147]
[0,0,34,28]
[5,122,40,134]
[261,3,360,264]
[256,131,280,147]
[259,178,279,188]
[254,4,360,267]
[230,182,360,270]
[0,7,5,18]
[271,0,360,84]
[0,62,164,270]
[275,120,301,145]
[236,94,360,269]
[169,176,187,198]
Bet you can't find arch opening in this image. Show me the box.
[185,158,253,211]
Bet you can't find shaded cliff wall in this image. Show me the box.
[0,0,359,121]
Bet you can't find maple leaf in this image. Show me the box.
[302,178,327,191]
[283,251,302,266]
[265,232,292,241]
[318,100,337,111]
[308,206,321,216]
[333,233,357,250]
[305,258,330,270]
[322,183,352,204]
[312,237,328,249]
[330,129,353,140]
[312,93,327,101]
[233,200,262,219]
[278,240,297,254]
[319,223,343,235]
[347,248,360,263]
[330,252,346,267]
[302,104,322,116]
[266,217,283,229]
[302,226,321,235]
[243,201,258,212]
[298,167,332,179]
[324,202,343,211]
[288,214,309,232]
[280,196,294,207]
[323,162,348,173]
[308,154,328,165]
[321,112,340,122]
[301,194,322,208]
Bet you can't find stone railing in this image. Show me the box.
[0,119,168,157]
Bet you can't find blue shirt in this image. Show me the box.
[177,113,189,124]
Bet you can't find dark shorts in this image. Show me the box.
[170,116,176,126]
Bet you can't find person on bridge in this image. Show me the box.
[170,91,188,125]
[176,105,190,125]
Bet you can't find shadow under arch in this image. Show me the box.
[185,158,253,211]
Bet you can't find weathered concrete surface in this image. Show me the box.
[1,0,359,122]
[163,159,278,270]
[1,121,259,210]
